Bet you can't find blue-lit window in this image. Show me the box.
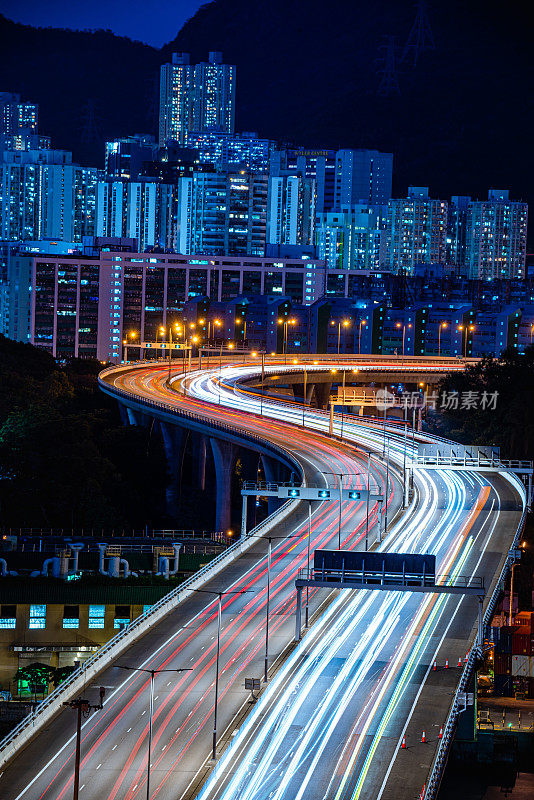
[0,606,16,629]
[88,605,105,629]
[114,605,130,629]
[63,605,79,629]
[29,604,46,629]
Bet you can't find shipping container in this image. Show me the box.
[511,632,531,656]
[494,653,512,675]
[512,655,530,677]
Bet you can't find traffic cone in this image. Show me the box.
[457,657,462,667]
[421,730,426,743]
[445,659,449,669]
[465,653,469,663]
[432,660,437,671]
[438,725,443,739]
[401,734,406,749]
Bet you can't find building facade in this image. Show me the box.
[334,149,393,208]
[465,190,527,280]
[0,149,97,243]
[159,52,236,146]
[177,171,268,256]
[385,187,448,274]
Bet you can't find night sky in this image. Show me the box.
[1,0,204,47]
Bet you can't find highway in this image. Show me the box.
[0,358,524,800]
[0,361,399,800]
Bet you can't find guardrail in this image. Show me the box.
[423,473,528,800]
[0,368,307,771]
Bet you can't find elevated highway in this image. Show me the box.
[0,355,526,800]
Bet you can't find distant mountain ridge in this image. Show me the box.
[0,2,532,214]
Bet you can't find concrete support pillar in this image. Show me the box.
[292,383,304,401]
[314,382,332,409]
[210,438,236,533]
[239,448,260,531]
[305,384,315,403]
[117,402,129,425]
[160,422,186,518]
[262,455,285,515]
[192,434,207,492]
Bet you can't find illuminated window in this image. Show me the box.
[88,605,105,629]
[29,604,46,629]
[114,605,131,629]
[0,605,16,629]
[63,605,79,629]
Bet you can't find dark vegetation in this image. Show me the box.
[0,336,167,529]
[428,348,534,460]
[1,0,532,226]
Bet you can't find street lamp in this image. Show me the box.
[358,319,367,355]
[218,342,235,404]
[331,367,347,440]
[530,323,534,344]
[116,665,191,800]
[438,322,447,356]
[251,350,266,415]
[157,326,165,360]
[193,589,250,760]
[277,318,297,363]
[458,324,475,357]
[395,321,412,357]
[330,319,351,355]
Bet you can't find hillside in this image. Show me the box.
[0,1,532,208]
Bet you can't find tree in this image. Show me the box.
[14,662,54,695]
[428,347,534,459]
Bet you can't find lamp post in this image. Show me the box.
[530,323,534,344]
[438,322,447,356]
[157,326,165,360]
[365,452,371,551]
[458,324,475,358]
[330,319,350,355]
[358,319,367,355]
[403,419,408,508]
[218,342,234,404]
[116,665,190,800]
[64,689,106,800]
[277,318,297,363]
[193,589,250,761]
[396,321,412,358]
[251,351,266,415]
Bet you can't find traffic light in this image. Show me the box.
[288,488,300,498]
[318,490,330,499]
[348,491,360,500]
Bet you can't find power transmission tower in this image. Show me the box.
[80,99,102,146]
[402,0,436,66]
[377,36,401,97]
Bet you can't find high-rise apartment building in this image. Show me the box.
[96,179,176,252]
[385,187,448,274]
[465,190,527,280]
[177,171,268,256]
[316,206,385,271]
[185,131,272,172]
[0,93,39,151]
[267,173,316,247]
[104,134,157,180]
[334,149,393,208]
[273,149,337,214]
[0,149,97,242]
[159,52,236,147]
[446,195,471,273]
